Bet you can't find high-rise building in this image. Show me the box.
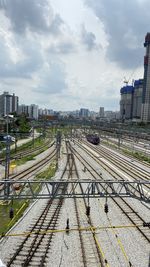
[28,104,38,120]
[99,107,104,118]
[18,104,38,120]
[132,79,143,119]
[79,108,89,118]
[12,94,18,113]
[120,85,134,120]
[141,33,150,122]
[18,104,29,116]
[0,91,18,116]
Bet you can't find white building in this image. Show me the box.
[0,91,18,116]
[18,104,38,120]
[28,104,38,120]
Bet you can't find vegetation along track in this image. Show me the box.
[0,147,56,193]
[107,136,150,154]
[82,139,150,179]
[101,136,150,167]
[6,142,73,266]
[0,138,54,165]
[76,139,150,194]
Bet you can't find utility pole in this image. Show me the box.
[118,125,121,149]
[3,115,15,198]
[118,133,121,148]
[4,116,11,197]
[4,139,11,197]
[32,125,34,147]
[56,131,61,169]
[15,134,18,153]
[71,125,73,140]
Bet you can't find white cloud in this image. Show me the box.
[0,0,146,111]
[85,0,149,69]
[0,0,59,34]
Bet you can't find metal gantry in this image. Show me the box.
[0,180,149,203]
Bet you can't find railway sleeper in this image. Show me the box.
[28,261,43,266]
[29,223,58,229]
[11,255,27,262]
[36,248,49,253]
[16,250,30,255]
[8,260,24,266]
[28,225,57,230]
[31,251,46,257]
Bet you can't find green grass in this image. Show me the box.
[123,149,150,163]
[0,199,30,236]
[102,140,150,164]
[0,136,46,159]
[0,161,57,237]
[102,140,118,149]
[16,155,36,166]
[36,161,56,180]
[15,146,48,166]
[12,136,45,153]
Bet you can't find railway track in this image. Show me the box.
[6,141,109,267]
[6,189,67,266]
[5,142,70,266]
[1,139,149,267]
[76,139,150,195]
[113,136,150,152]
[69,140,150,243]
[66,142,107,266]
[0,138,53,165]
[101,137,150,164]
[112,197,150,243]
[0,146,56,193]
[86,138,150,175]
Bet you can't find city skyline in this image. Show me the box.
[0,0,149,111]
[0,91,118,117]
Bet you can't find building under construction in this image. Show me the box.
[120,33,150,123]
[132,79,143,119]
[120,85,134,121]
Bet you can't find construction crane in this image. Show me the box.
[122,58,143,86]
[123,76,134,86]
[123,59,144,86]
[123,77,129,86]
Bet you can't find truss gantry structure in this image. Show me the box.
[0,179,149,203]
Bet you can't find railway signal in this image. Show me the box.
[83,166,86,172]
[66,218,70,233]
[86,206,90,216]
[143,222,150,227]
[104,203,108,213]
[9,207,14,219]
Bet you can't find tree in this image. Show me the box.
[14,114,30,133]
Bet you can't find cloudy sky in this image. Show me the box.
[0,0,149,111]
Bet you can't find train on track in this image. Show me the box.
[86,134,100,145]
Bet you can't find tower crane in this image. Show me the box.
[123,77,134,86]
[123,77,129,86]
